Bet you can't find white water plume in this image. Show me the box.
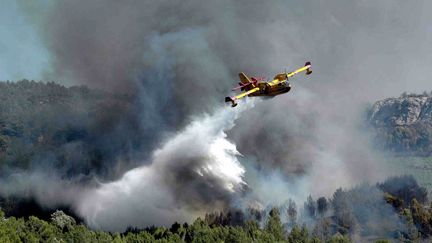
[76,103,253,231]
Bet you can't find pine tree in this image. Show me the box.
[316,197,328,217]
[265,208,285,241]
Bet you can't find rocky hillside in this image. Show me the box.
[368,93,432,155]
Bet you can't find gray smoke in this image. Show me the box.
[4,0,432,232]
[76,105,251,230]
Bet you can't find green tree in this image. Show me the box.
[0,216,23,243]
[124,231,155,243]
[265,208,285,241]
[410,198,432,236]
[327,233,350,243]
[225,226,250,243]
[95,231,113,243]
[244,220,260,241]
[305,195,316,219]
[288,199,297,227]
[50,210,76,232]
[186,218,226,243]
[288,224,309,243]
[64,224,97,243]
[312,218,331,242]
[401,208,420,241]
[170,221,186,240]
[112,233,125,243]
[316,197,328,217]
[25,216,59,242]
[331,188,357,232]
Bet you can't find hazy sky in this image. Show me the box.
[2,0,431,98]
[0,0,51,81]
[1,0,432,230]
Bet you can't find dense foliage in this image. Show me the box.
[0,80,148,220]
[2,82,432,241]
[200,176,432,242]
[0,175,429,242]
[0,208,352,243]
[0,80,140,179]
[373,122,432,156]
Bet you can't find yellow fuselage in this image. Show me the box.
[225,62,311,107]
[248,81,291,97]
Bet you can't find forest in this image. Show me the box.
[0,208,351,243]
[0,175,431,242]
[1,82,432,242]
[0,80,139,180]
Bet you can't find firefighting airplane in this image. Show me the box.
[225,62,312,107]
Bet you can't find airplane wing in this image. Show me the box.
[225,62,311,107]
[288,62,312,78]
[225,87,260,107]
[272,62,312,86]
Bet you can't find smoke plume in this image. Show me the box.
[2,0,432,233]
[76,105,252,230]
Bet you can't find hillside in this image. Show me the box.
[0,80,138,179]
[368,92,432,156]
[1,82,432,241]
[0,175,430,242]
